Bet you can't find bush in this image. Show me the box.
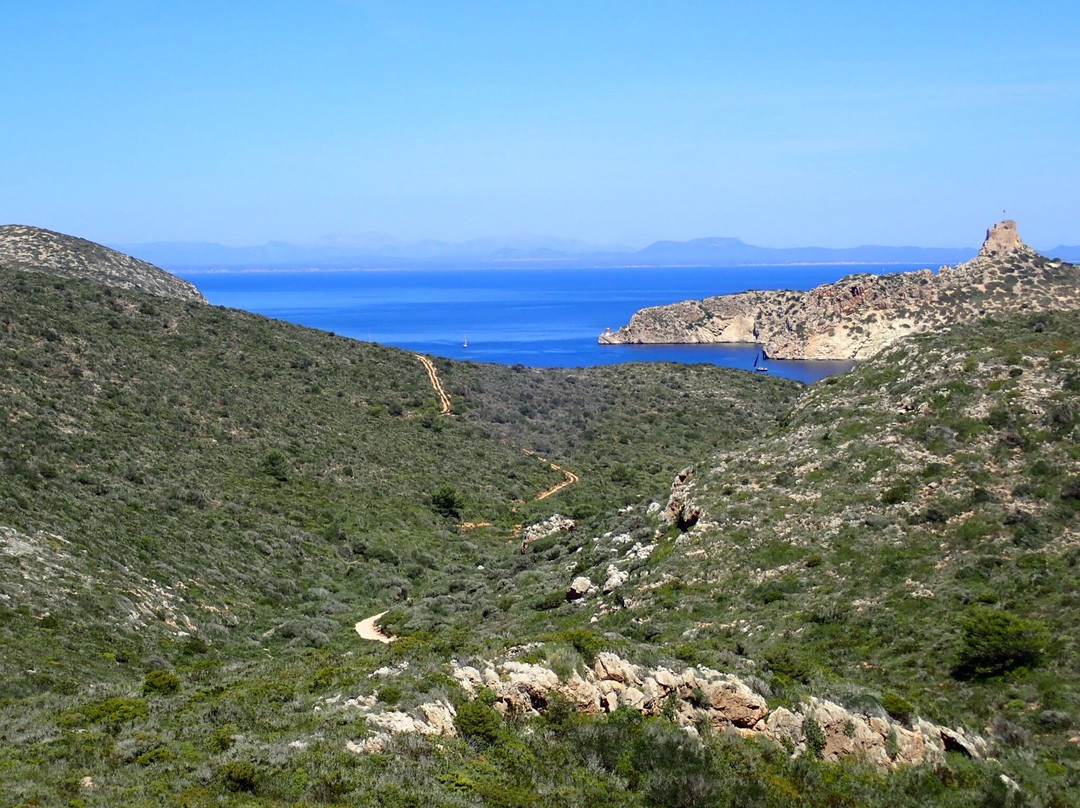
[881,692,914,723]
[953,607,1050,679]
[378,684,402,705]
[220,760,259,793]
[260,449,290,482]
[803,716,826,759]
[881,483,911,505]
[143,669,181,696]
[454,699,502,744]
[430,485,463,518]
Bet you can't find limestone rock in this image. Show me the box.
[567,576,593,600]
[702,677,769,728]
[603,564,629,593]
[521,514,575,553]
[625,542,656,562]
[940,726,983,758]
[418,701,457,735]
[594,652,642,686]
[433,653,980,770]
[664,468,703,531]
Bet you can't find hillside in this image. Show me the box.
[1,241,1079,806]
[600,221,1080,360]
[0,224,206,302]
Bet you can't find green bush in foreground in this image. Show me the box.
[454,699,502,744]
[953,606,1050,680]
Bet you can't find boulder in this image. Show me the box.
[602,564,629,593]
[560,674,603,715]
[594,652,642,685]
[703,677,769,728]
[567,576,593,600]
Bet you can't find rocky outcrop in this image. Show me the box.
[0,224,206,302]
[663,467,703,531]
[599,222,1080,360]
[336,651,980,769]
[456,652,982,768]
[520,513,575,553]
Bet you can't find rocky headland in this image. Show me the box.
[599,221,1080,360]
[0,224,206,302]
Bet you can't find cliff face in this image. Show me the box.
[599,221,1080,359]
[0,224,206,303]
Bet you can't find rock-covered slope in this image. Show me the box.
[0,224,206,302]
[599,221,1080,359]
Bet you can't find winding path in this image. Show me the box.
[355,611,396,644]
[525,450,580,500]
[415,354,452,415]
[413,355,578,500]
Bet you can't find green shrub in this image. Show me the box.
[881,483,911,505]
[803,716,826,759]
[207,724,237,753]
[881,692,915,723]
[220,760,259,793]
[430,485,463,518]
[260,448,290,481]
[378,684,402,705]
[953,607,1050,679]
[143,669,181,696]
[59,697,149,730]
[534,591,565,611]
[454,699,502,744]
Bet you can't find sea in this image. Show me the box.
[176,264,929,385]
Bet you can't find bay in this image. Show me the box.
[177,264,929,384]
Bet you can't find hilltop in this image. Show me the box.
[600,221,1080,359]
[0,224,205,302]
[0,230,1078,806]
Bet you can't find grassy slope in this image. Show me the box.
[2,266,1078,806]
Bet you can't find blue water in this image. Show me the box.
[177,264,928,384]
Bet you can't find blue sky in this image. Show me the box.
[2,0,1077,248]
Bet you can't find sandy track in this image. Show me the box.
[355,611,396,644]
[524,450,580,499]
[414,355,578,500]
[415,354,452,415]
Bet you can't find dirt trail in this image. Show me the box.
[415,354,452,415]
[525,450,580,499]
[355,611,396,644]
[414,355,578,501]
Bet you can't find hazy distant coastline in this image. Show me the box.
[115,233,1080,272]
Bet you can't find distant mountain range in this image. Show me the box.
[112,233,1080,270]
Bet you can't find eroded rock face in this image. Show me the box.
[335,650,982,769]
[0,224,206,303]
[436,652,973,769]
[599,222,1079,360]
[663,467,703,531]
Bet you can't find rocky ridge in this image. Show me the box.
[0,224,206,302]
[599,221,1080,359]
[334,651,984,769]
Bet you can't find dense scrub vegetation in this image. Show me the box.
[1,265,1078,806]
